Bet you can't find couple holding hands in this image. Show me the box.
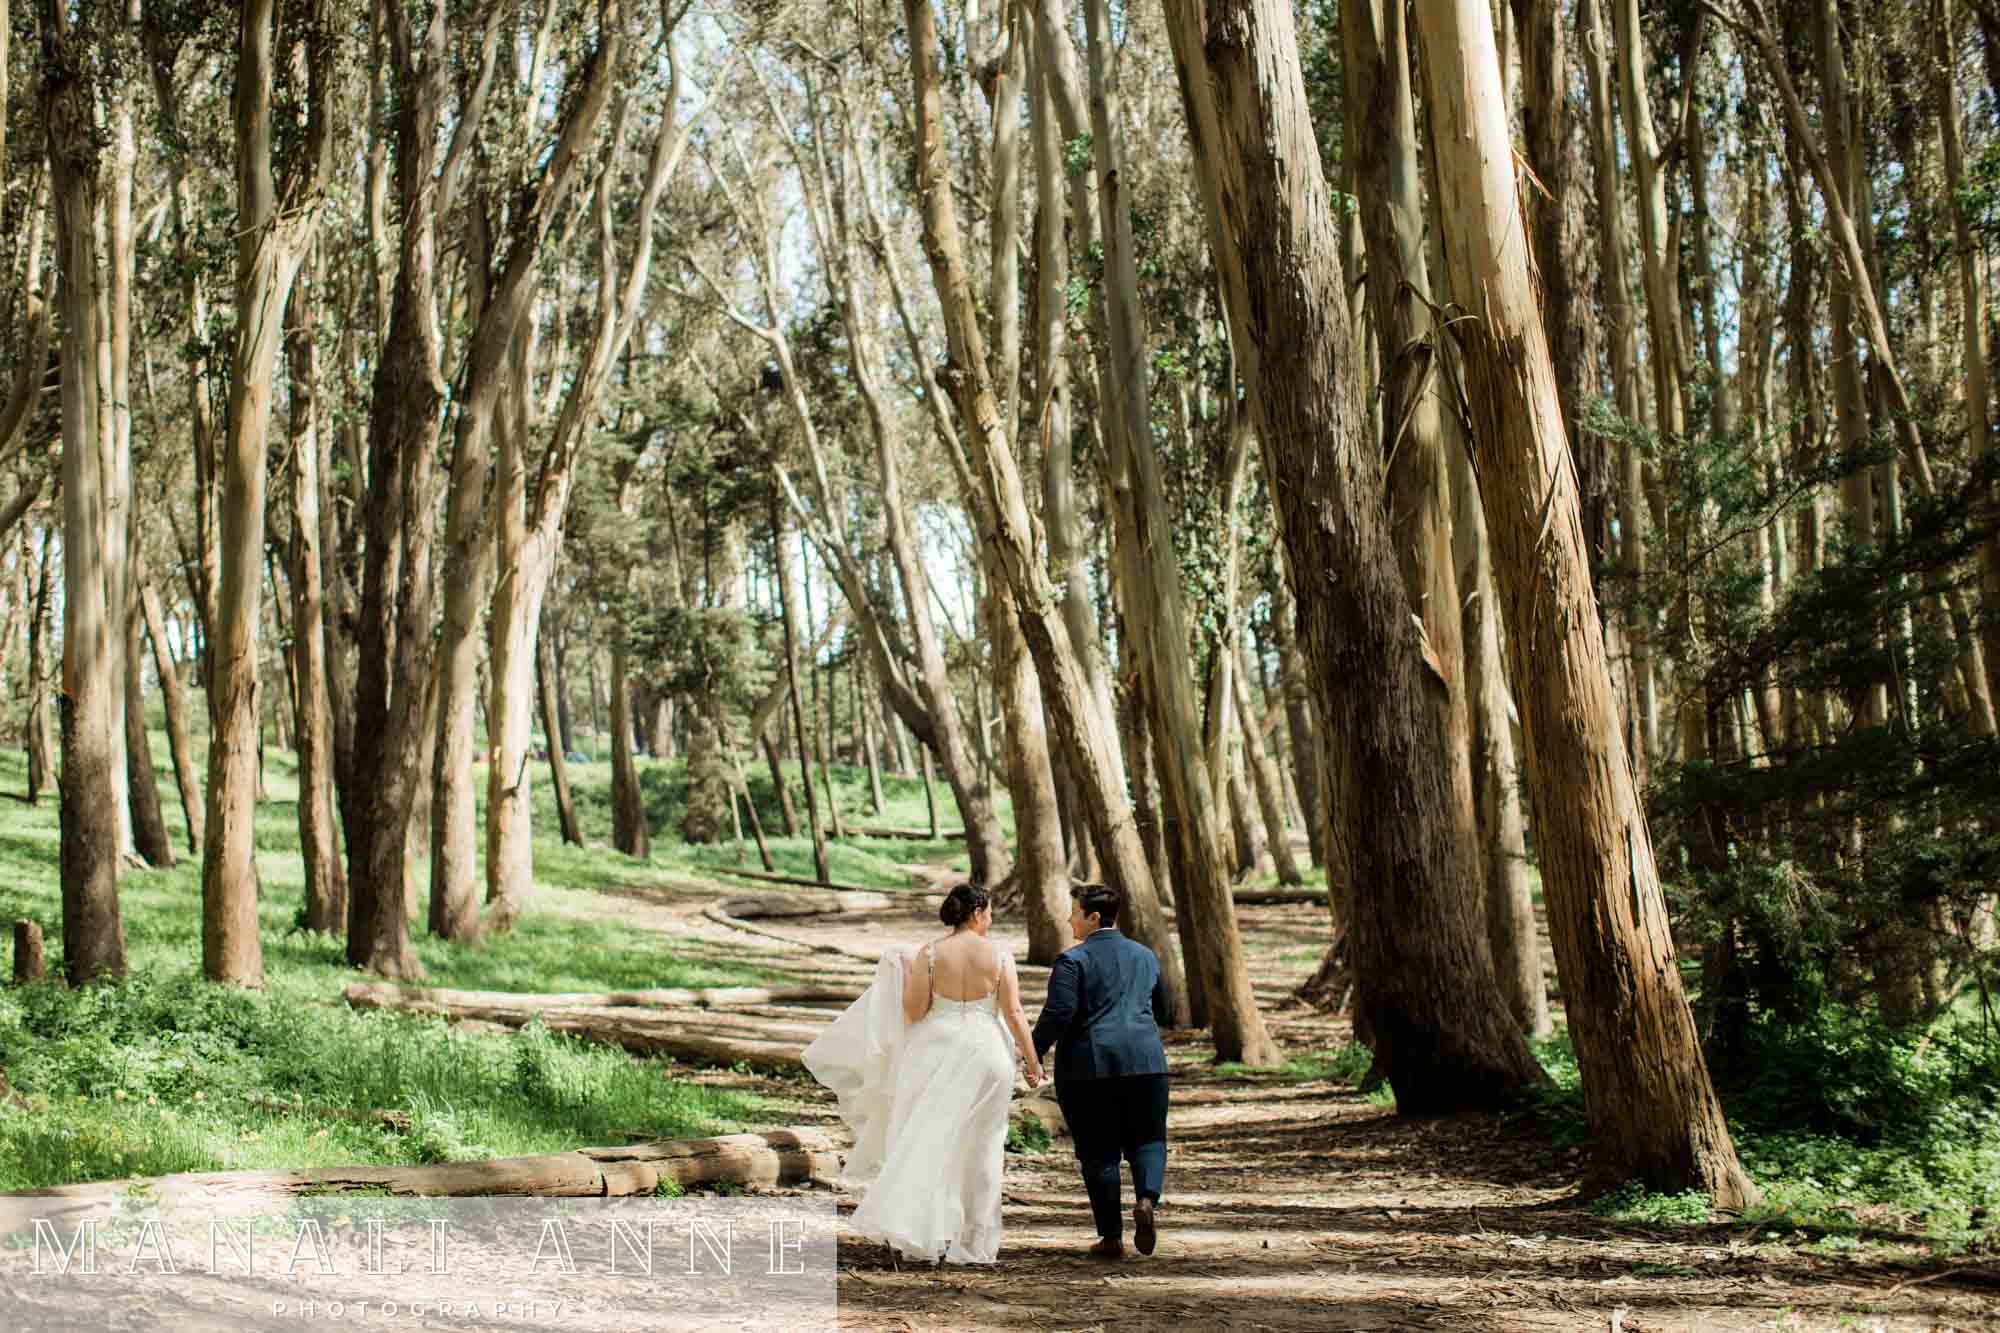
[804,882,1171,1264]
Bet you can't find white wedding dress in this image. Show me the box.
[802,945,1016,1264]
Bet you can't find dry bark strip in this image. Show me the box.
[0,1128,847,1236]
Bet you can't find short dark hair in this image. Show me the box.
[1071,883,1122,928]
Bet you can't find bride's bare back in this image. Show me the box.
[928,932,1002,1002]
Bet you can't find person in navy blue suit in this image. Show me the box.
[1031,884,1170,1261]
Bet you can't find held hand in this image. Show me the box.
[1024,1063,1044,1089]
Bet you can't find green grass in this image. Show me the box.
[0,714,969,1191]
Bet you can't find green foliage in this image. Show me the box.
[1591,1182,1715,1226]
[1513,1023,2000,1241]
[1061,132,1093,179]
[1717,1007,2000,1145]
[1005,1114,1053,1154]
[1617,375,2000,1042]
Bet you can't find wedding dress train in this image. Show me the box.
[803,949,1016,1264]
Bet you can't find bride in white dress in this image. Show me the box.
[802,884,1044,1264]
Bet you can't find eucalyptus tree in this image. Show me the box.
[902,0,1219,1047]
[346,0,624,976]
[1161,0,1540,1103]
[200,0,336,986]
[485,40,706,927]
[42,0,126,982]
[1411,0,1756,1204]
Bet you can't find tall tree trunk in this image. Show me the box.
[1083,0,1271,1061]
[1580,0,1658,769]
[287,276,345,935]
[1165,0,1539,1100]
[903,0,1192,1031]
[804,564,847,843]
[139,579,201,852]
[1030,30,1118,849]
[45,0,128,983]
[428,300,504,941]
[993,570,1073,962]
[1611,0,1706,763]
[26,528,56,806]
[610,642,649,858]
[1234,646,1302,885]
[103,85,136,861]
[538,627,583,847]
[1451,413,1550,1037]
[1936,0,2000,713]
[124,600,174,868]
[345,0,449,983]
[1413,0,1756,1204]
[474,324,541,933]
[202,0,329,987]
[1271,578,1325,868]
[872,421,1011,884]
[773,497,830,886]
[857,660,885,814]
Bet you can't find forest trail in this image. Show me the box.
[599,876,2000,1332]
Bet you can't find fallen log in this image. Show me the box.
[720,890,898,918]
[1230,887,1329,907]
[846,825,967,841]
[701,903,888,963]
[711,865,934,897]
[0,1128,847,1235]
[342,980,861,1014]
[342,985,822,1068]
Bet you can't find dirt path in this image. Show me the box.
[600,881,1998,1331]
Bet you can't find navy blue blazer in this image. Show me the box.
[1031,928,1170,1083]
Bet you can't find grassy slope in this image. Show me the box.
[0,714,973,1192]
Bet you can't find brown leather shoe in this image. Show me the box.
[1085,1237,1126,1261]
[1133,1197,1156,1255]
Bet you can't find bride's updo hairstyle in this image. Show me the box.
[939,883,989,928]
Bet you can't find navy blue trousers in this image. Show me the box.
[1055,1073,1168,1242]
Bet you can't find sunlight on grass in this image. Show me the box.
[0,734,860,1191]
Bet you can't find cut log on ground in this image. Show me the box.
[12,919,44,984]
[0,1128,847,1235]
[342,980,862,1013]
[341,984,822,1068]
